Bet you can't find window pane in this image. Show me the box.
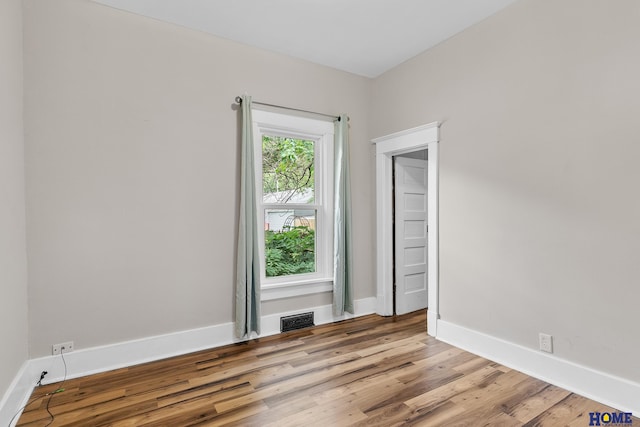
[262,135,315,204]
[264,209,316,277]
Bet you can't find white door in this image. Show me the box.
[394,156,428,314]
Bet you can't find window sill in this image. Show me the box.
[261,278,333,301]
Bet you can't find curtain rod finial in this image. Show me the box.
[235,96,243,104]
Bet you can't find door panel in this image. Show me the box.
[394,156,428,314]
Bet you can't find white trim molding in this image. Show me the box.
[372,122,439,336]
[261,279,333,301]
[436,320,640,416]
[0,297,376,426]
[0,361,39,427]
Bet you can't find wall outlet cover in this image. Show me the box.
[52,341,74,355]
[539,333,553,353]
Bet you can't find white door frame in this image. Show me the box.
[372,122,439,337]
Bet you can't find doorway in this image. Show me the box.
[372,123,439,336]
[394,151,428,315]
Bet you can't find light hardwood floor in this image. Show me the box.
[16,310,637,426]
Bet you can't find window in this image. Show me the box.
[252,110,334,300]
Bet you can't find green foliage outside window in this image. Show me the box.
[263,134,316,277]
[265,226,315,277]
[263,136,315,203]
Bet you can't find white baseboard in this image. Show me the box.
[0,297,376,426]
[436,319,640,416]
[0,361,38,427]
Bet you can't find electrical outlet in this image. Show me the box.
[52,341,74,355]
[539,333,553,353]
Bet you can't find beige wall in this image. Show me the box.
[23,0,374,357]
[18,0,640,388]
[372,0,640,382]
[0,0,29,397]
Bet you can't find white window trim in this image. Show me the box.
[252,109,334,300]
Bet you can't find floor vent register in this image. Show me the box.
[280,312,315,332]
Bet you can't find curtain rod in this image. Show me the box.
[235,96,345,121]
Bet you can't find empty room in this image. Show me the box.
[1,0,639,425]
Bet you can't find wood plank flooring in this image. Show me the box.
[16,310,637,426]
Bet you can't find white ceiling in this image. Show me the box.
[93,0,520,78]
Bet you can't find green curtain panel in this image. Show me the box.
[333,115,354,316]
[235,95,261,338]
